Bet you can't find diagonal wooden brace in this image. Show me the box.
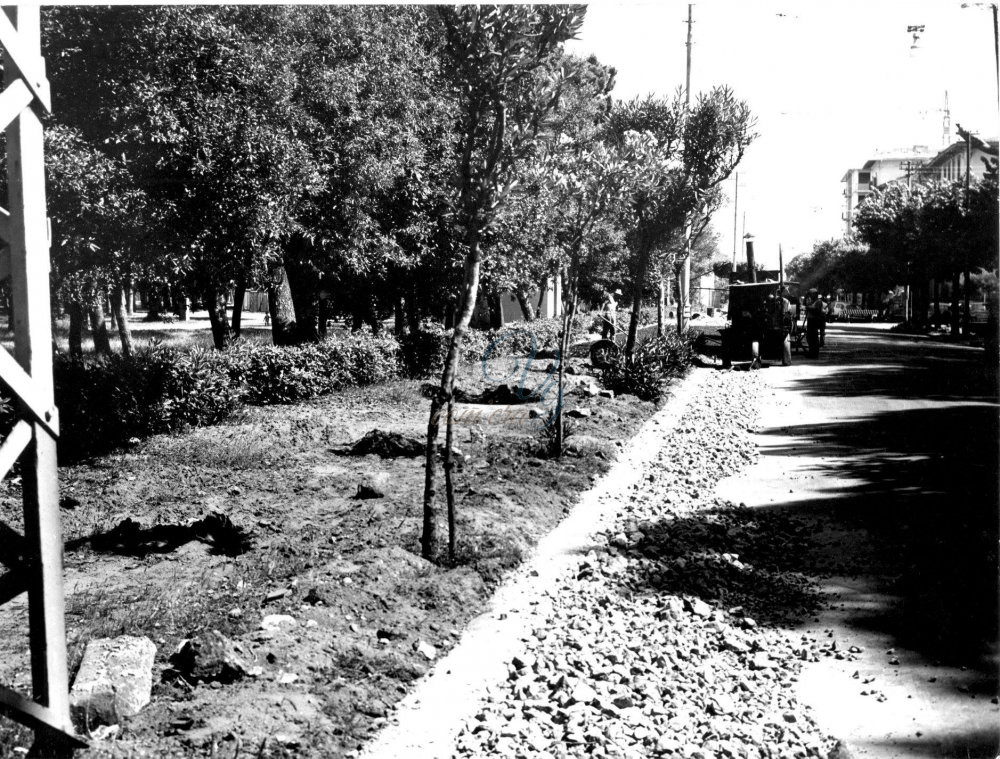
[0,347,57,438]
[0,685,87,748]
[0,418,31,483]
[0,78,30,133]
[0,11,49,112]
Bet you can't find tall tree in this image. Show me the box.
[674,86,756,333]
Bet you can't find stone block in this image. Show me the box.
[70,635,156,727]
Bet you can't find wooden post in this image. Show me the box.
[0,5,84,753]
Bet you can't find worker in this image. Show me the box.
[819,294,829,347]
[601,289,621,339]
[805,289,824,358]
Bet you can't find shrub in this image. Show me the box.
[54,346,241,459]
[600,331,696,402]
[225,342,334,405]
[228,332,401,404]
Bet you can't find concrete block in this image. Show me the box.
[70,635,156,727]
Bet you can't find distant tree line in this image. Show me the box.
[789,162,998,333]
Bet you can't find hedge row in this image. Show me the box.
[50,332,402,459]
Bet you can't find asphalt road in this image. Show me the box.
[717,322,999,758]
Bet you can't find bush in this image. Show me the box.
[600,331,696,402]
[229,332,401,404]
[54,346,241,459]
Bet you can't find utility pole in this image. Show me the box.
[959,123,974,335]
[731,172,739,268]
[685,4,693,107]
[678,4,695,333]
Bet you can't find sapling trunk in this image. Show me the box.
[423,234,482,561]
[554,290,578,457]
[444,395,457,561]
[625,244,650,358]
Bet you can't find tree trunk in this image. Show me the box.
[266,265,298,346]
[407,284,421,334]
[657,273,666,337]
[232,278,247,340]
[394,296,406,336]
[125,282,135,315]
[554,289,579,457]
[488,292,503,329]
[89,301,112,357]
[68,301,84,359]
[444,394,457,562]
[933,279,941,327]
[112,285,133,358]
[204,288,232,350]
[625,244,650,358]
[423,228,482,561]
[515,287,536,322]
[285,259,321,343]
[318,298,330,339]
[536,279,548,317]
[950,271,961,337]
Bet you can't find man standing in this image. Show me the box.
[806,289,824,358]
[601,289,620,339]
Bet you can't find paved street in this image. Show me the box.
[718,322,999,758]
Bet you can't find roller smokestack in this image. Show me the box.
[745,237,756,283]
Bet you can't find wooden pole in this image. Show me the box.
[678,4,694,332]
[0,6,83,753]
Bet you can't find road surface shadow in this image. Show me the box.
[620,345,998,670]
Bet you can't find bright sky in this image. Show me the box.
[566,0,999,268]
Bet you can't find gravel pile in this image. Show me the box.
[454,370,838,758]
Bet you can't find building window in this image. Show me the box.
[858,171,871,184]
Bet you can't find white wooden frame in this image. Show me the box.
[0,6,84,754]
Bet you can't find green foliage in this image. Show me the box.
[599,331,695,402]
[54,347,242,459]
[785,237,884,296]
[229,333,402,405]
[50,333,401,458]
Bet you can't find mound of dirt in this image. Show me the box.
[335,429,425,458]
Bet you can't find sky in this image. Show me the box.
[565,0,999,269]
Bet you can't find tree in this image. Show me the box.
[44,6,324,349]
[421,4,586,562]
[853,176,998,330]
[545,136,639,453]
[44,124,144,356]
[605,95,685,356]
[674,87,756,333]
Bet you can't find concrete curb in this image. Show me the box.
[359,368,711,759]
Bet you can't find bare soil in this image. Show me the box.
[0,355,661,757]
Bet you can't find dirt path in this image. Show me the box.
[717,323,999,759]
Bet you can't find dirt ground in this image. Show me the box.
[0,349,661,757]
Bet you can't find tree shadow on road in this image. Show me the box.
[617,399,997,671]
